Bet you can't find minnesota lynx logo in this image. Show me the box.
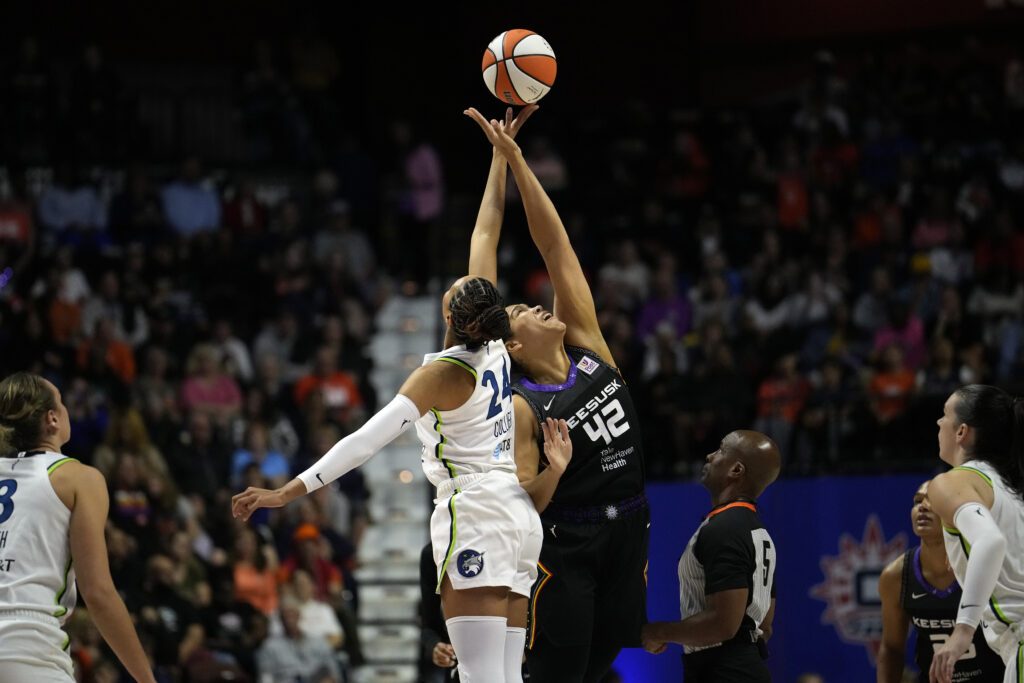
[458,549,485,578]
[810,515,907,662]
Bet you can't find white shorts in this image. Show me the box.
[430,471,542,598]
[0,613,75,682]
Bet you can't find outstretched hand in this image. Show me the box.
[541,417,572,475]
[465,106,530,157]
[232,486,286,521]
[504,104,538,140]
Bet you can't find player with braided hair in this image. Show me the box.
[467,106,649,682]
[234,106,571,683]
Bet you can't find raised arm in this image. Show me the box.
[465,108,612,362]
[468,105,537,284]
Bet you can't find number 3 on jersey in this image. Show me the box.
[482,360,512,419]
[0,479,17,524]
[582,399,630,445]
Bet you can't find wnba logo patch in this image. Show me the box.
[458,549,485,577]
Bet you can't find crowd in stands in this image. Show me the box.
[2,27,1024,682]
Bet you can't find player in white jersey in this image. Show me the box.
[928,384,1024,683]
[0,372,156,683]
[232,106,571,683]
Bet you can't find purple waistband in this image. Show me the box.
[543,492,649,524]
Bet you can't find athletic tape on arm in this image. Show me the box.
[297,394,421,493]
[953,501,1007,627]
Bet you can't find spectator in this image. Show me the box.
[291,569,344,650]
[132,554,206,678]
[872,299,926,371]
[223,178,267,240]
[232,385,300,460]
[256,597,342,683]
[231,420,290,489]
[32,244,90,346]
[37,161,108,251]
[753,352,810,459]
[81,269,150,350]
[164,410,228,501]
[635,260,691,342]
[161,156,221,237]
[277,524,344,607]
[92,404,170,480]
[292,345,364,430]
[853,265,895,334]
[866,343,917,459]
[796,357,864,473]
[311,199,375,281]
[180,342,243,427]
[252,308,306,383]
[597,238,650,311]
[201,566,267,680]
[210,316,255,384]
[76,315,137,387]
[231,525,281,616]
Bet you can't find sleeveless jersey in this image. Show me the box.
[943,461,1024,661]
[417,339,517,486]
[512,345,645,507]
[899,546,1004,682]
[0,451,78,624]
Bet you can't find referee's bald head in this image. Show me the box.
[730,430,781,497]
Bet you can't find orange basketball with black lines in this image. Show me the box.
[482,30,556,105]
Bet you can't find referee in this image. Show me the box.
[642,430,781,682]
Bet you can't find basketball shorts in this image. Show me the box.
[431,471,542,597]
[0,612,75,682]
[528,504,650,650]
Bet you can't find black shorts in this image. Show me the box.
[527,505,649,651]
[683,640,771,683]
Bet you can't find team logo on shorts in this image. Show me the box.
[457,549,485,577]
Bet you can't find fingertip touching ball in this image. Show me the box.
[481,29,556,106]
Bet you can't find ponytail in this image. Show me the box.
[954,384,1024,499]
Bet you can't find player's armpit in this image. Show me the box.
[876,555,911,683]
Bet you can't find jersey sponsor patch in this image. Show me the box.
[457,549,485,577]
[576,356,599,375]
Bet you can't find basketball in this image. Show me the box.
[481,29,557,106]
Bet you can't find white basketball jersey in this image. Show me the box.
[0,452,77,624]
[943,460,1024,659]
[417,340,517,486]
